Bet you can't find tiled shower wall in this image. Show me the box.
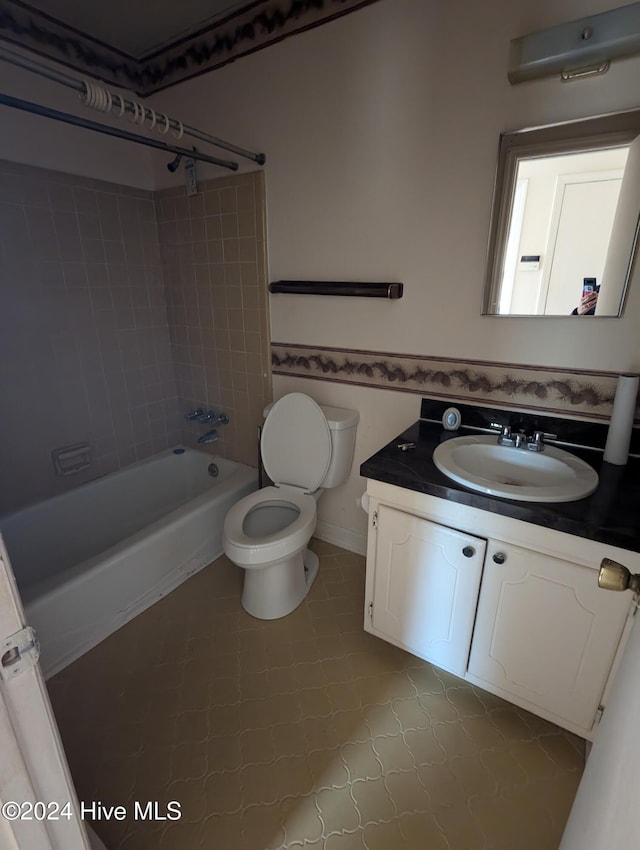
[0,160,181,515]
[0,162,271,516]
[156,172,271,467]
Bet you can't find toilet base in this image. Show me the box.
[241,546,319,620]
[303,548,320,590]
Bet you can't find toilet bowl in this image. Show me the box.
[223,393,359,619]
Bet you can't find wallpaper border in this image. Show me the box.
[0,0,381,94]
[271,343,637,421]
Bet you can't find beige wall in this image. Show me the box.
[143,0,640,548]
[147,0,640,371]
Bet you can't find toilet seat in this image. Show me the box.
[261,393,332,492]
[221,392,358,620]
[223,485,317,568]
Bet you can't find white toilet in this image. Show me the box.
[223,393,359,619]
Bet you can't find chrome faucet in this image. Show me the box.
[490,423,516,447]
[197,429,219,444]
[209,413,229,425]
[490,422,557,452]
[527,430,558,452]
[185,408,230,426]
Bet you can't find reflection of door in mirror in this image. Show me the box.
[483,108,640,318]
[503,149,627,315]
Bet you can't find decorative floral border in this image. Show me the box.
[1,0,380,94]
[271,343,638,421]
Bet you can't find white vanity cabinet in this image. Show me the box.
[369,504,486,676]
[364,479,637,739]
[466,540,632,732]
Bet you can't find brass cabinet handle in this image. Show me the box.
[599,558,640,593]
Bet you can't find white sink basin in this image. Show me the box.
[432,435,599,502]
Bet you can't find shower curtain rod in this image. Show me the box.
[0,45,266,165]
[0,92,240,171]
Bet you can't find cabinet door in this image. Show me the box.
[467,540,631,732]
[369,504,486,676]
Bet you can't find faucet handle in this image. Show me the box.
[533,430,558,442]
[185,408,205,421]
[527,430,558,452]
[489,422,511,436]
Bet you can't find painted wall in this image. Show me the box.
[144,0,640,551]
[147,0,640,366]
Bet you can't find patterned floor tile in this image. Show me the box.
[46,539,584,850]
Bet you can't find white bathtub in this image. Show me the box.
[1,448,258,678]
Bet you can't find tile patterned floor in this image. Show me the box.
[47,541,585,850]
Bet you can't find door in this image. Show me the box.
[559,587,640,849]
[368,505,486,676]
[541,171,622,315]
[0,535,94,850]
[467,540,632,733]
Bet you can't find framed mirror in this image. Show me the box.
[483,108,640,317]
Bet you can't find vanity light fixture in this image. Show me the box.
[509,1,640,84]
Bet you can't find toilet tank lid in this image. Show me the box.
[319,405,359,431]
[263,401,358,430]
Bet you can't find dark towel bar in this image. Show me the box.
[269,281,403,299]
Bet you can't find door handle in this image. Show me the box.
[598,558,640,593]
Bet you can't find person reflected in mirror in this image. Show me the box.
[571,284,599,315]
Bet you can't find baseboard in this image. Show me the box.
[314,519,367,556]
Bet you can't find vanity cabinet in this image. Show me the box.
[369,504,486,676]
[466,540,631,732]
[364,480,636,739]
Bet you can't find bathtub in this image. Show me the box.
[1,448,258,678]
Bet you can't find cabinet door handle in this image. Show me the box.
[462,546,475,558]
[493,552,507,564]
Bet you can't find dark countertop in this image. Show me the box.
[360,420,640,555]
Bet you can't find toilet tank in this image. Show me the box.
[318,404,359,488]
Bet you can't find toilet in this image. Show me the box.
[223,393,359,619]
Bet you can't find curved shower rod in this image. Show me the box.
[0,44,266,166]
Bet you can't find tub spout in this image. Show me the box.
[197,429,219,444]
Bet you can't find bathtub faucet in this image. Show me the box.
[197,429,219,444]
[185,408,230,426]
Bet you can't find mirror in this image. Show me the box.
[483,109,640,317]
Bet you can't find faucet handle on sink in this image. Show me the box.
[489,422,518,447]
[528,431,558,452]
[489,422,511,435]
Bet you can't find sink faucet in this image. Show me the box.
[197,429,219,444]
[527,430,558,452]
[490,422,557,451]
[490,423,517,447]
